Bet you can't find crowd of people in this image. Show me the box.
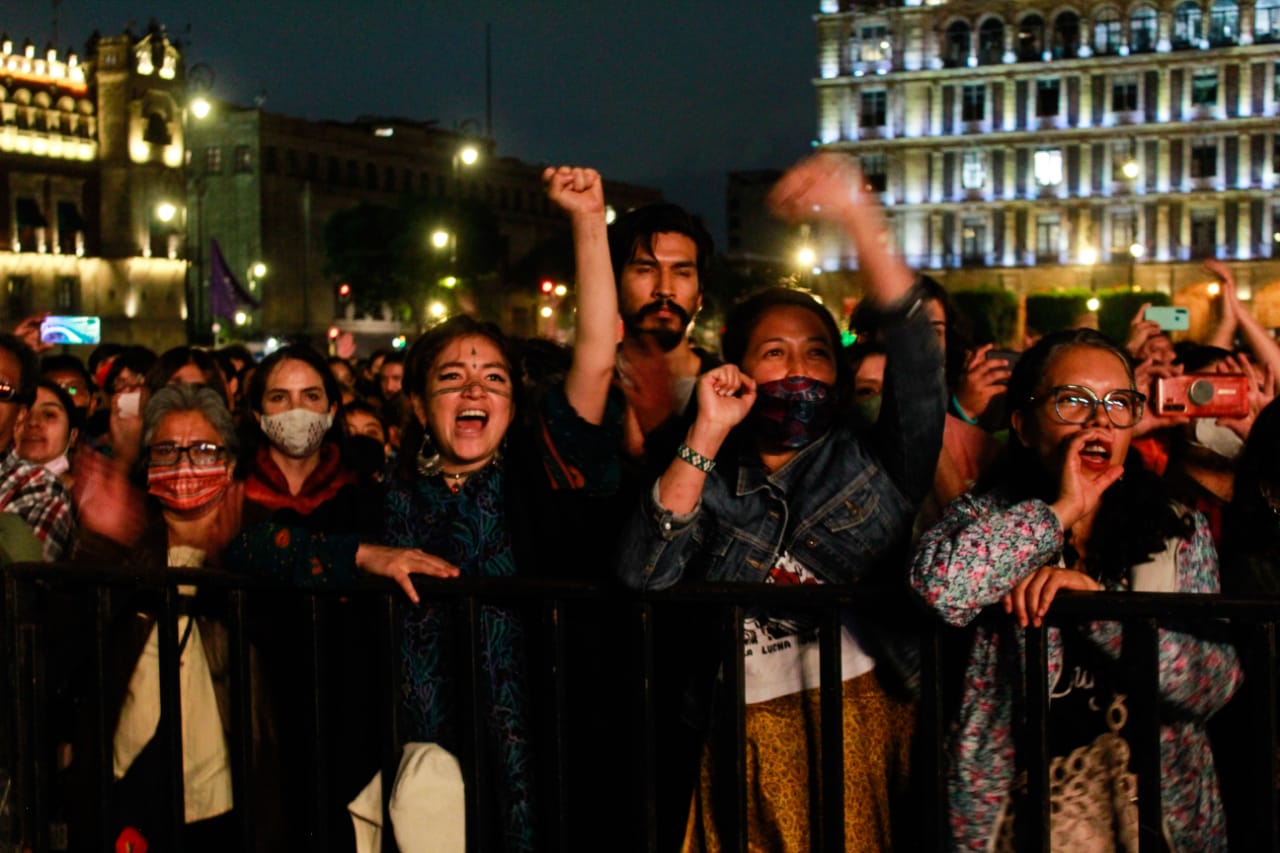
[0,152,1276,852]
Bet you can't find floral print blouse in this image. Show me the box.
[910,489,1242,852]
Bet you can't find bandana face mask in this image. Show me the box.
[147,464,230,514]
[748,376,836,449]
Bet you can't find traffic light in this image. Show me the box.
[540,280,554,295]
[327,326,340,340]
[337,282,352,302]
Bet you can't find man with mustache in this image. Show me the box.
[608,203,721,460]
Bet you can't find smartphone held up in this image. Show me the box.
[39,316,101,345]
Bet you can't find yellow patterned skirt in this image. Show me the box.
[682,670,914,853]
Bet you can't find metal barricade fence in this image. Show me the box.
[0,562,1275,852]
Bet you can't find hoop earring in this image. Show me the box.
[415,431,442,478]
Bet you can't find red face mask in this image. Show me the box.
[147,464,230,514]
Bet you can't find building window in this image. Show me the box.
[385,167,396,191]
[54,276,80,312]
[1191,209,1217,256]
[1036,215,1061,260]
[978,19,1004,64]
[263,146,279,174]
[7,276,31,317]
[1191,141,1218,178]
[15,198,46,253]
[1018,14,1046,61]
[1093,9,1123,55]
[962,151,987,189]
[1175,0,1203,48]
[1273,134,1280,174]
[858,25,888,62]
[347,160,359,186]
[861,153,888,192]
[1052,11,1081,58]
[327,156,340,184]
[1256,0,1280,42]
[945,21,971,68]
[1192,70,1219,106]
[1034,148,1064,186]
[1036,79,1061,117]
[55,201,84,256]
[365,163,378,189]
[1111,214,1135,252]
[306,153,319,180]
[1112,76,1139,112]
[861,90,887,127]
[1209,0,1239,45]
[204,146,222,174]
[962,218,986,263]
[233,145,252,174]
[960,84,985,122]
[1131,5,1159,52]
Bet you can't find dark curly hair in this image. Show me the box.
[990,328,1194,587]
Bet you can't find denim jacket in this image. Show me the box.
[617,304,945,599]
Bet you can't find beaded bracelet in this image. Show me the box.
[676,443,716,473]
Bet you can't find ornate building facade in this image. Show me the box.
[0,23,189,349]
[814,0,1280,332]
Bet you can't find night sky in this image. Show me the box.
[6,0,818,243]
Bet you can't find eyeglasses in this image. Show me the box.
[1029,385,1146,428]
[147,441,227,466]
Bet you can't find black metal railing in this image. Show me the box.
[1,562,1276,852]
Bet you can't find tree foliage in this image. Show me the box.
[322,196,504,320]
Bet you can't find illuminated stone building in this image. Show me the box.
[0,24,189,349]
[187,108,662,346]
[813,0,1280,333]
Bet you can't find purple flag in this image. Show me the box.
[208,238,261,320]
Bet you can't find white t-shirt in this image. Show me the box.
[113,556,233,823]
[742,552,876,705]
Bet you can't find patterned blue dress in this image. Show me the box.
[382,386,623,852]
[383,462,537,852]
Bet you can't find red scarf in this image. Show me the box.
[244,442,356,516]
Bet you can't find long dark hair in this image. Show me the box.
[991,328,1193,587]
[395,316,524,482]
[1224,398,1280,560]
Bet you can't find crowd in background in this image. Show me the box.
[0,153,1277,852]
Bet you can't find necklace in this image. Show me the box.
[442,471,467,494]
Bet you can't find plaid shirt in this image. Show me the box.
[0,447,74,561]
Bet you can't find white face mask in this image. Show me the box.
[1192,418,1244,461]
[259,408,334,458]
